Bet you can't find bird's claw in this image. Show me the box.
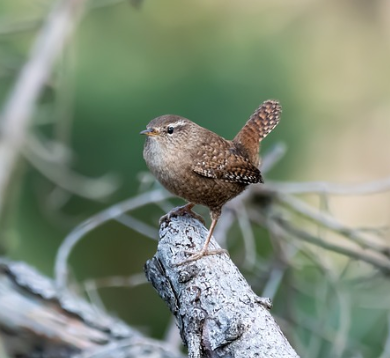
[159,204,206,225]
[174,248,228,266]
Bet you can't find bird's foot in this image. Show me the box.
[159,204,205,225]
[174,247,228,266]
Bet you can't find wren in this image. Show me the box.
[141,100,281,265]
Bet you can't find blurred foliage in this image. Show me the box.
[1,0,390,356]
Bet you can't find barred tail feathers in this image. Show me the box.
[233,100,281,165]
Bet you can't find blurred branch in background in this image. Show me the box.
[266,177,390,195]
[249,177,390,272]
[55,188,172,291]
[0,0,121,247]
[0,0,86,232]
[25,134,119,201]
[0,258,185,358]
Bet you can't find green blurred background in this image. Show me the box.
[1,0,390,357]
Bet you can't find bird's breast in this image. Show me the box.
[143,137,190,190]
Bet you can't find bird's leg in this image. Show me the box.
[175,212,228,266]
[159,202,205,225]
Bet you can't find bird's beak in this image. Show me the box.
[140,127,159,136]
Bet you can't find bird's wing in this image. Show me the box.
[192,141,262,184]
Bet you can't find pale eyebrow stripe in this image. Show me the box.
[171,120,186,128]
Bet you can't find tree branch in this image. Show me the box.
[145,215,299,358]
[0,258,185,358]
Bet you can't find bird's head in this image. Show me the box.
[140,115,195,149]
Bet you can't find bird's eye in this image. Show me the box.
[167,126,174,134]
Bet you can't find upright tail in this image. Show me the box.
[233,100,281,166]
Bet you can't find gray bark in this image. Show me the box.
[145,214,299,358]
[0,258,185,358]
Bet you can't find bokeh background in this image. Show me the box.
[1,0,390,357]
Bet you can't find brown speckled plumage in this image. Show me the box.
[141,100,281,264]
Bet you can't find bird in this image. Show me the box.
[141,100,281,265]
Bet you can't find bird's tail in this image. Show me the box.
[233,100,281,166]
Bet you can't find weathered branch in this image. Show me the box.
[145,215,299,358]
[0,258,185,358]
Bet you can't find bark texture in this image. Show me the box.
[0,258,185,358]
[145,214,299,358]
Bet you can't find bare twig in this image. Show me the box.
[115,214,158,240]
[55,189,172,292]
[246,200,390,275]
[84,273,147,292]
[0,0,86,224]
[25,146,119,201]
[266,176,390,195]
[275,193,390,255]
[261,240,298,299]
[237,204,257,270]
[274,218,390,274]
[83,273,148,312]
[259,142,287,173]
